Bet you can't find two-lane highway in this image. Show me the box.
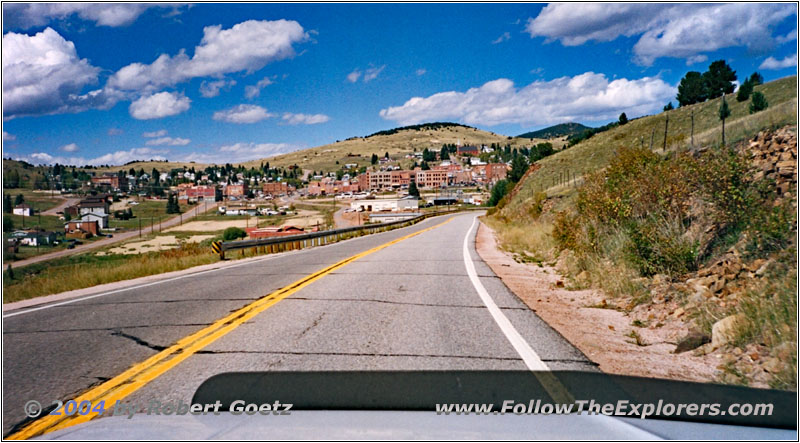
[3,212,595,437]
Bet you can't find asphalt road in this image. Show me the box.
[2,212,595,436]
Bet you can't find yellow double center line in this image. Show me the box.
[9,217,455,440]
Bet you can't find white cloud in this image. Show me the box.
[107,20,307,94]
[2,28,102,119]
[686,55,708,66]
[776,29,797,44]
[3,131,16,142]
[281,113,330,125]
[145,137,191,146]
[363,65,386,82]
[416,68,427,76]
[526,3,796,65]
[3,4,155,28]
[107,128,123,136]
[199,78,236,98]
[142,129,168,138]
[492,32,511,44]
[244,77,274,99]
[177,142,303,164]
[60,143,79,152]
[379,72,675,127]
[129,91,191,120]
[759,54,798,70]
[11,147,168,166]
[346,69,361,83]
[213,104,275,124]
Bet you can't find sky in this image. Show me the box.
[2,3,797,166]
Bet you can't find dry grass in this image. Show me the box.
[503,76,797,216]
[3,243,219,303]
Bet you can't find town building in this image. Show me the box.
[485,163,509,183]
[224,183,249,198]
[91,173,128,190]
[12,203,33,216]
[350,196,419,212]
[77,197,110,228]
[65,220,100,238]
[368,212,421,223]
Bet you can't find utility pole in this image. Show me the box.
[649,128,655,150]
[138,218,141,238]
[663,115,669,151]
[690,109,695,148]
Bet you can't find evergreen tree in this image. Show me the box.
[663,102,674,111]
[749,72,764,86]
[703,60,737,99]
[408,180,420,198]
[371,153,378,165]
[508,155,530,183]
[719,95,731,146]
[3,194,12,213]
[749,91,769,114]
[676,71,707,106]
[618,112,628,125]
[14,194,24,206]
[736,78,753,102]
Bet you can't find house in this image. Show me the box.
[65,220,99,238]
[91,173,128,190]
[20,230,57,246]
[485,163,509,183]
[12,203,33,216]
[262,182,289,196]
[77,197,110,228]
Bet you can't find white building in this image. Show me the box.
[351,196,419,212]
[12,204,33,216]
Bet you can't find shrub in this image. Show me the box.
[223,227,247,241]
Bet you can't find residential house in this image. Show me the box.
[77,197,110,228]
[65,220,99,238]
[20,230,57,246]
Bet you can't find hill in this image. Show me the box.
[236,123,548,172]
[487,74,797,389]
[518,122,591,139]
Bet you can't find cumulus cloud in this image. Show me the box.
[212,104,275,124]
[2,28,101,119]
[199,79,236,98]
[145,137,191,146]
[281,113,330,125]
[244,77,274,99]
[11,147,168,166]
[60,143,79,152]
[759,54,798,70]
[346,69,361,83]
[107,20,307,94]
[776,29,797,44]
[177,142,302,164]
[379,72,675,127]
[129,92,191,120]
[492,32,511,44]
[3,131,16,142]
[142,129,168,138]
[3,4,155,28]
[526,3,796,65]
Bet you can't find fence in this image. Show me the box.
[216,207,483,260]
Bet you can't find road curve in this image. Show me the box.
[2,212,594,436]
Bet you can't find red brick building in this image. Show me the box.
[485,163,508,183]
[224,183,249,197]
[91,174,128,190]
[263,182,289,196]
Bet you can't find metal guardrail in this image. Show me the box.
[216,206,484,260]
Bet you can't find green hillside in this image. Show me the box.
[518,122,591,139]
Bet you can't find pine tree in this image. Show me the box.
[618,112,628,125]
[408,180,420,198]
[719,95,731,146]
[703,60,737,99]
[736,78,753,102]
[749,91,769,114]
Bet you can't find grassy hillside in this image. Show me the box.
[238,124,548,172]
[86,124,549,176]
[489,74,797,389]
[502,75,797,218]
[518,122,591,139]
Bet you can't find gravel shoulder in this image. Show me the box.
[475,220,718,383]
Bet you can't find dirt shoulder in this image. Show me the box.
[475,220,719,383]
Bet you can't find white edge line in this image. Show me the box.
[3,215,443,319]
[462,216,550,371]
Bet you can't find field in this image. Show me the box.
[108,199,194,230]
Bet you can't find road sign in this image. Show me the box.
[211,241,222,255]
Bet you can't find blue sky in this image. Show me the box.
[2,3,797,166]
